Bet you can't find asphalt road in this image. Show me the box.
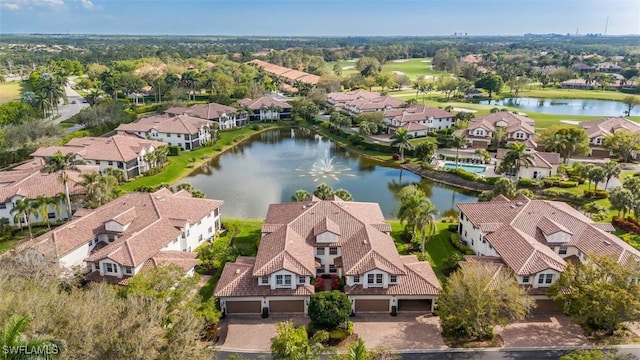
[215,348,640,360]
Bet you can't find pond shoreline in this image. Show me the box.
[400,164,490,193]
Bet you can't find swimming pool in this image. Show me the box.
[443,162,487,173]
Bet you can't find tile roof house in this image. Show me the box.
[115,114,212,151]
[561,79,598,90]
[345,96,406,115]
[31,134,165,181]
[456,195,640,297]
[327,89,381,109]
[238,97,292,122]
[0,159,99,226]
[453,112,535,148]
[247,59,320,89]
[495,148,561,179]
[215,198,441,315]
[164,103,249,130]
[580,117,640,158]
[596,62,622,73]
[573,63,596,73]
[31,188,223,284]
[384,105,456,137]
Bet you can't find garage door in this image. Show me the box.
[471,140,488,148]
[398,299,431,312]
[355,299,389,313]
[270,300,305,313]
[226,301,261,314]
[590,148,611,158]
[533,299,561,314]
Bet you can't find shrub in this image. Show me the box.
[542,178,560,187]
[308,291,352,330]
[327,329,350,343]
[583,190,608,199]
[392,153,400,160]
[612,217,640,234]
[448,223,459,232]
[446,168,477,182]
[314,276,325,291]
[168,145,180,156]
[483,177,501,185]
[450,233,475,255]
[251,123,261,131]
[391,305,397,316]
[518,178,534,187]
[261,307,269,319]
[558,180,579,188]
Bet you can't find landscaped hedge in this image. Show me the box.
[450,233,475,255]
[542,176,561,188]
[445,168,478,182]
[167,145,181,156]
[558,180,579,188]
[583,190,609,199]
[518,178,543,188]
[612,216,640,235]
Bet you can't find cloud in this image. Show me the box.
[0,0,64,9]
[77,0,93,9]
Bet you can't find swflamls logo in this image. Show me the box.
[2,344,61,356]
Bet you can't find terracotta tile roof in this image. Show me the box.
[314,216,342,236]
[345,255,440,296]
[33,188,223,268]
[496,149,560,169]
[116,114,211,135]
[0,163,98,203]
[458,196,640,273]
[247,59,319,84]
[402,122,429,131]
[327,89,380,104]
[580,117,640,138]
[187,103,238,121]
[31,134,165,163]
[215,257,314,297]
[347,96,405,112]
[465,112,535,136]
[237,97,292,110]
[143,250,198,273]
[164,106,189,115]
[85,271,131,285]
[384,105,454,122]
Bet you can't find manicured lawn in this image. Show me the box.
[119,124,287,192]
[0,239,18,254]
[379,58,448,80]
[223,218,264,257]
[516,88,636,102]
[0,81,30,104]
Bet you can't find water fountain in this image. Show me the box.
[296,149,353,182]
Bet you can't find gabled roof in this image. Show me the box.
[116,114,211,135]
[247,59,320,85]
[466,112,535,135]
[327,89,381,103]
[580,117,640,138]
[237,96,292,110]
[31,134,165,163]
[384,105,454,123]
[496,149,561,169]
[458,196,640,274]
[33,188,223,268]
[187,103,238,121]
[0,161,98,203]
[347,96,405,112]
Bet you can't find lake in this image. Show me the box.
[478,97,639,117]
[181,128,478,219]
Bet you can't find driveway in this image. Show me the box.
[217,315,308,351]
[496,314,590,348]
[352,313,446,350]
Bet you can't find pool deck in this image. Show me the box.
[437,161,496,176]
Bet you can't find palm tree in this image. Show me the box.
[0,314,65,359]
[602,160,622,190]
[390,128,414,161]
[491,126,508,148]
[502,142,534,179]
[42,151,85,221]
[291,190,311,202]
[414,197,439,255]
[10,199,37,239]
[347,338,368,360]
[450,135,467,169]
[80,173,119,208]
[181,71,201,101]
[86,88,103,106]
[32,196,60,229]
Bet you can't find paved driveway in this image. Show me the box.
[217,315,308,351]
[352,313,447,350]
[496,314,590,348]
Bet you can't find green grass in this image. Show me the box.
[614,231,640,251]
[327,58,449,81]
[390,221,459,282]
[0,239,18,254]
[0,81,30,104]
[119,124,286,193]
[224,218,264,256]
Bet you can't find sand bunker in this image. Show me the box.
[392,59,408,63]
[452,107,477,113]
[342,66,355,70]
[392,71,405,75]
[560,120,581,125]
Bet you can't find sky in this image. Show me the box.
[0,0,639,36]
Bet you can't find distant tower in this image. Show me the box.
[576,27,579,36]
[604,16,609,35]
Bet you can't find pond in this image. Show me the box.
[182,128,478,219]
[478,97,639,117]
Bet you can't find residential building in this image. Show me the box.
[215,197,441,315]
[596,62,622,73]
[457,195,639,298]
[495,148,561,179]
[165,103,249,130]
[384,105,456,136]
[560,79,598,90]
[580,117,640,158]
[238,97,292,121]
[453,112,535,148]
[31,134,165,181]
[345,96,406,115]
[247,59,320,87]
[327,89,381,109]
[115,114,212,150]
[32,188,223,284]
[0,159,98,225]
[573,63,595,73]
